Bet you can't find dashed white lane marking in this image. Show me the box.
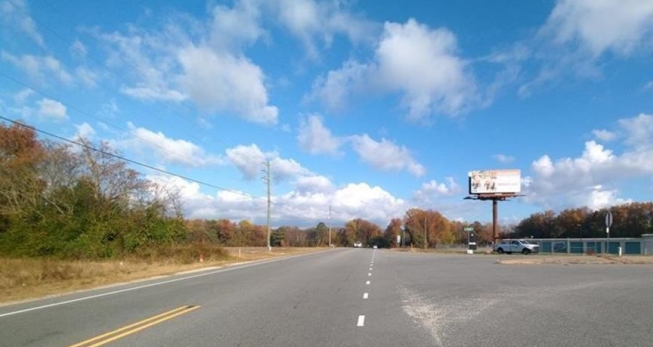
[357,315,365,327]
[368,273,372,276]
[369,267,372,271]
[366,281,370,285]
[363,293,369,299]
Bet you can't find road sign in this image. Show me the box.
[464,226,474,232]
[605,211,613,228]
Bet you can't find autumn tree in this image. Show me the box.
[343,218,382,246]
[0,121,45,220]
[0,122,187,258]
[384,218,403,247]
[403,208,454,248]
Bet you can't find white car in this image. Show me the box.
[493,239,539,255]
[353,241,363,248]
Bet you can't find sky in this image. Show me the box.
[1,0,653,228]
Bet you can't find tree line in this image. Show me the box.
[513,204,653,239]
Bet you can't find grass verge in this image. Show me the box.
[0,246,324,305]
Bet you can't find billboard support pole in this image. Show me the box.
[492,199,498,244]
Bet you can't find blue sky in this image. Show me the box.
[2,0,653,227]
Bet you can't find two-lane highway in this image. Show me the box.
[0,249,425,347]
[2,250,652,347]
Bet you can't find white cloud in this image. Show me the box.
[375,20,477,119]
[177,45,278,124]
[350,134,425,176]
[210,0,263,49]
[297,114,343,155]
[525,113,653,209]
[94,9,278,124]
[75,66,98,88]
[1,52,73,85]
[37,98,67,121]
[0,0,44,47]
[542,0,653,58]
[521,1,653,95]
[493,154,515,164]
[308,60,368,111]
[270,157,310,182]
[96,27,187,102]
[273,0,376,58]
[311,19,478,120]
[13,88,33,104]
[225,144,268,180]
[591,129,617,142]
[148,174,406,227]
[74,122,95,140]
[618,113,653,149]
[567,185,631,211]
[98,99,119,118]
[413,177,461,202]
[119,123,223,167]
[330,183,406,220]
[70,40,87,59]
[225,144,310,182]
[294,175,333,194]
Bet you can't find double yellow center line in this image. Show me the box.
[68,305,200,347]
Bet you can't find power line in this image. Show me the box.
[0,115,256,198]
[0,71,208,169]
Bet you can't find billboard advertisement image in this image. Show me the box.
[468,169,521,195]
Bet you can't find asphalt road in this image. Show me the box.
[1,249,652,347]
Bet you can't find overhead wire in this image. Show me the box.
[0,115,257,198]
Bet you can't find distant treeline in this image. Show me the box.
[513,204,653,239]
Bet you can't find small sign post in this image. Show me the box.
[464,226,475,253]
[605,211,613,254]
[464,226,473,246]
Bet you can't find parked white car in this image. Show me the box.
[493,239,539,255]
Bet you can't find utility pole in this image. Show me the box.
[261,161,271,251]
[424,217,427,250]
[328,205,332,248]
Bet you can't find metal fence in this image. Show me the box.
[527,236,653,255]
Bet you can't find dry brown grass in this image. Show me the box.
[224,247,326,261]
[0,247,325,305]
[497,255,653,265]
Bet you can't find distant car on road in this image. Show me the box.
[372,245,378,249]
[353,241,363,248]
[493,239,539,255]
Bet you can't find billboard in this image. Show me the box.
[468,169,521,195]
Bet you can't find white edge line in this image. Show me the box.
[357,315,365,327]
[0,251,319,318]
